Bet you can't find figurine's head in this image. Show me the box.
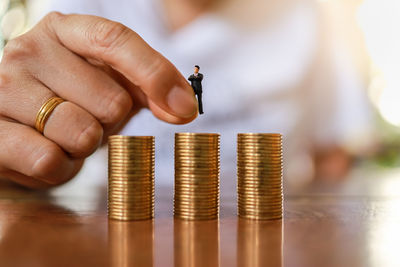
[194,65,200,74]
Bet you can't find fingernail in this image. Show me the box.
[167,86,198,118]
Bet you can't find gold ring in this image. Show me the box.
[35,96,65,134]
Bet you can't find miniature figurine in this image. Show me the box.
[188,65,204,115]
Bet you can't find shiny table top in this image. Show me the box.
[1,167,400,267]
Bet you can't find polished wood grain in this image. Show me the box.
[0,167,399,267]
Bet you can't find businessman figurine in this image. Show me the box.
[188,65,204,115]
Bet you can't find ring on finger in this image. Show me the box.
[35,96,65,134]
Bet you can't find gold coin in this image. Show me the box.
[175,170,219,176]
[238,203,283,209]
[237,161,282,165]
[109,135,154,138]
[108,172,154,177]
[174,193,219,198]
[109,217,153,221]
[237,206,282,212]
[108,200,154,206]
[238,204,283,211]
[174,212,219,218]
[238,146,282,150]
[237,143,282,148]
[108,185,153,189]
[108,193,154,198]
[237,171,282,176]
[174,196,219,203]
[109,172,154,176]
[174,203,219,208]
[238,179,282,185]
[237,172,283,177]
[108,159,154,164]
[108,213,153,219]
[108,213,153,217]
[175,178,219,182]
[174,210,219,216]
[174,189,219,194]
[237,180,282,185]
[174,187,219,193]
[108,212,153,218]
[238,155,282,160]
[237,191,282,197]
[237,180,282,186]
[174,216,218,221]
[237,168,282,172]
[237,132,285,221]
[108,135,155,221]
[238,194,282,199]
[238,214,282,220]
[238,209,283,215]
[238,195,282,200]
[174,205,219,211]
[108,207,153,212]
[108,196,153,200]
[174,133,220,220]
[238,210,283,216]
[237,191,282,196]
[238,133,282,136]
[238,208,283,212]
[108,204,154,209]
[238,148,282,153]
[109,173,154,177]
[238,159,282,163]
[108,207,154,212]
[108,181,154,187]
[238,199,282,206]
[108,182,154,188]
[174,208,218,213]
[108,203,154,208]
[237,142,282,146]
[108,206,154,212]
[175,177,219,183]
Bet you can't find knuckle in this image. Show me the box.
[100,89,132,124]
[2,35,39,62]
[30,145,64,179]
[73,119,103,156]
[0,72,12,111]
[88,20,130,52]
[43,11,63,24]
[0,71,11,91]
[145,57,172,88]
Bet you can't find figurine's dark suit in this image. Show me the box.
[188,73,204,114]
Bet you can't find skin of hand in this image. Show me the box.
[0,12,198,189]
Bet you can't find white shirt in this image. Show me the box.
[40,0,372,191]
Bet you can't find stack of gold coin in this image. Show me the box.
[108,135,155,221]
[174,133,220,220]
[237,133,283,220]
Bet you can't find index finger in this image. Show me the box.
[40,12,198,120]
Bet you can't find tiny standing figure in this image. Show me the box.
[188,65,204,115]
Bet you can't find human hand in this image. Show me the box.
[0,12,198,188]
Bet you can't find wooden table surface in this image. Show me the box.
[1,167,400,267]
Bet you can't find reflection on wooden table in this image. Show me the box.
[109,220,154,267]
[174,220,220,267]
[1,167,400,266]
[237,219,282,267]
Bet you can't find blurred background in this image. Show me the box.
[2,3,400,266]
[1,0,400,189]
